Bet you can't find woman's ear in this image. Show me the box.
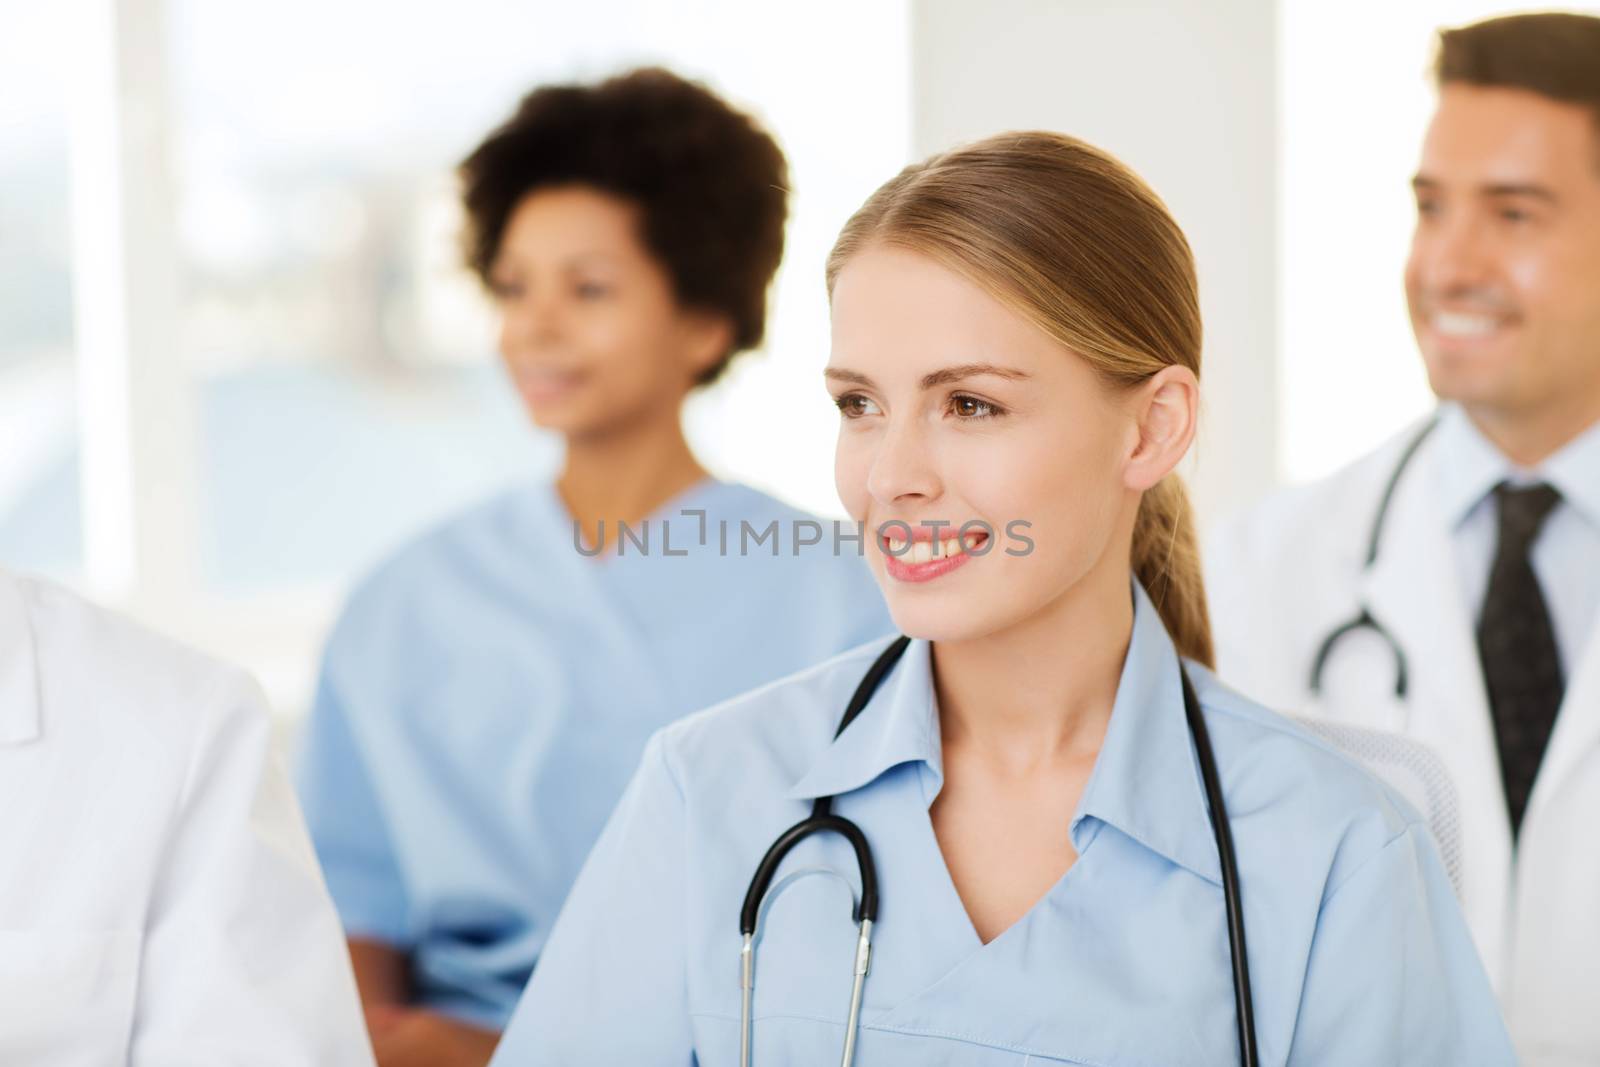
[1123,364,1199,491]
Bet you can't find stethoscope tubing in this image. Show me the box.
[1184,668,1258,1066]
[739,634,1260,1066]
[1307,416,1440,699]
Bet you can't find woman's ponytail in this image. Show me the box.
[1131,475,1213,668]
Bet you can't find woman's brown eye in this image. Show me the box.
[835,394,872,417]
[952,395,997,418]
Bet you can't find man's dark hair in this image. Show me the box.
[1435,12,1600,164]
[459,67,789,384]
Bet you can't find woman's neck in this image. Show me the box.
[931,557,1134,774]
[558,409,708,550]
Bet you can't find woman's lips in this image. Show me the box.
[513,366,587,405]
[881,529,989,584]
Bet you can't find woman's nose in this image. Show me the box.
[864,416,942,506]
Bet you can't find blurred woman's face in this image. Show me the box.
[827,245,1143,644]
[489,185,726,441]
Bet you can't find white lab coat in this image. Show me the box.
[1206,423,1600,1067]
[0,570,375,1066]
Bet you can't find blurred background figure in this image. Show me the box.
[1207,13,1600,1064]
[0,567,374,1065]
[293,69,891,1065]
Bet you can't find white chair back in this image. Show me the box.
[1289,715,1464,898]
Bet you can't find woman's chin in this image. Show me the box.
[521,399,609,438]
[883,597,1020,646]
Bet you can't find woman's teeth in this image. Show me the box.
[883,531,987,563]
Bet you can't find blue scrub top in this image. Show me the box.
[295,478,892,1028]
[492,581,1514,1065]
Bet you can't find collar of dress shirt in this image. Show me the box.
[1432,402,1600,533]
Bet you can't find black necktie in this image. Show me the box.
[1477,481,1565,839]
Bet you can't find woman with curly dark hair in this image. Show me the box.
[294,68,889,1066]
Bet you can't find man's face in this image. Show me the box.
[1406,84,1600,423]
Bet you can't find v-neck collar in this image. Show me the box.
[786,579,1222,885]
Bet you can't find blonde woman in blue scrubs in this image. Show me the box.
[490,133,1513,1065]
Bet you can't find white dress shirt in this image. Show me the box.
[1434,403,1600,680]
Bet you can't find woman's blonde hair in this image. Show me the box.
[827,132,1213,666]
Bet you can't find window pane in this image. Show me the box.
[0,5,80,579]
[170,2,547,595]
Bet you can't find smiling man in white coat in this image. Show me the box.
[1206,13,1600,1066]
[0,567,375,1065]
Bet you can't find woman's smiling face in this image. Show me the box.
[489,185,727,441]
[827,244,1145,644]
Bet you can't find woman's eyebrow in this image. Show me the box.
[823,368,875,387]
[562,251,625,270]
[824,362,1032,390]
[919,363,1031,388]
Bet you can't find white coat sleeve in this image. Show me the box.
[490,731,695,1066]
[128,666,376,1066]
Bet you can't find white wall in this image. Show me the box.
[910,0,1280,530]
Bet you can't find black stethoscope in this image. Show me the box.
[738,634,1260,1067]
[1307,417,1440,701]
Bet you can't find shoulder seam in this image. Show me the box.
[1324,819,1426,903]
[654,728,690,805]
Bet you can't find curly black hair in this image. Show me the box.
[459,67,790,385]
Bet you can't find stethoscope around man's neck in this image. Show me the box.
[737,634,1260,1067]
[1308,416,1441,700]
